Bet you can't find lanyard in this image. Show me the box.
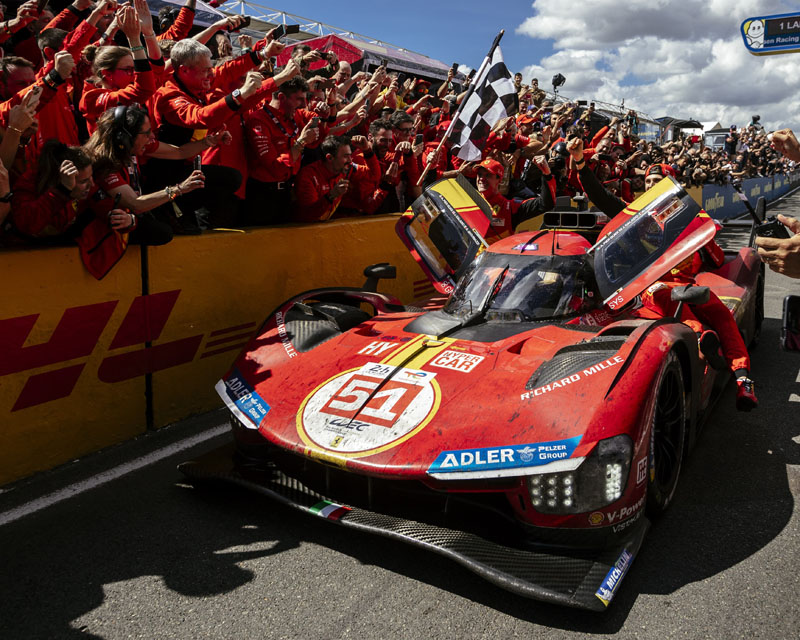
[264,105,299,142]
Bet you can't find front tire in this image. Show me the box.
[646,352,687,517]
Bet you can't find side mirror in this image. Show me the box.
[670,285,710,306]
[363,262,397,293]
[782,295,800,351]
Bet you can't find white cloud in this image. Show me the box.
[515,0,800,130]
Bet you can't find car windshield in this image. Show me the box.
[443,251,596,321]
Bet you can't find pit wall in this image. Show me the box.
[0,216,428,486]
[700,173,800,219]
[3,174,799,486]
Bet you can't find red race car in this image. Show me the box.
[181,175,763,610]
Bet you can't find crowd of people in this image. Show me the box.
[0,0,797,281]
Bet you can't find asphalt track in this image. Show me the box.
[1,197,799,639]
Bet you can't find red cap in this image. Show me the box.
[414,78,431,87]
[517,113,535,125]
[477,158,504,177]
[646,163,677,178]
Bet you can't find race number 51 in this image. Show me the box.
[320,375,422,428]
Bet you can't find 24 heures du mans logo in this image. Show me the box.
[1,290,256,411]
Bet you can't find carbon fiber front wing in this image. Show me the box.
[178,444,649,612]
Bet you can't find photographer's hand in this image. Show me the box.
[771,129,800,162]
[756,215,800,278]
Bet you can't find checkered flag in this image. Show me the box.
[448,46,517,162]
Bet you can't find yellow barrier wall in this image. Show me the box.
[0,216,429,485]
[147,217,425,427]
[0,246,144,485]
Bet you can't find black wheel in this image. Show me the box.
[646,352,687,517]
[749,271,764,348]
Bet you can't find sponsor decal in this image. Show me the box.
[612,510,642,534]
[220,368,271,428]
[520,356,624,400]
[1,291,258,411]
[595,549,634,606]
[357,341,397,356]
[297,362,440,455]
[429,350,485,373]
[309,500,351,521]
[427,436,582,475]
[704,194,725,212]
[605,495,645,524]
[636,457,647,485]
[588,512,605,526]
[275,311,298,359]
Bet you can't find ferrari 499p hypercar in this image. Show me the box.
[181,175,763,610]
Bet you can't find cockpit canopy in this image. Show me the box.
[443,252,598,322]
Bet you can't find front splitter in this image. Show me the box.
[179,444,649,611]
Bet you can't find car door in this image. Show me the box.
[591,176,718,310]
[395,175,493,295]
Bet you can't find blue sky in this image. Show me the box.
[261,0,551,75]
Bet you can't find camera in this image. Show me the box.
[754,216,791,239]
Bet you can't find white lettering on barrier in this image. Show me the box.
[704,194,725,212]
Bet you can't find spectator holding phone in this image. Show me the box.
[244,74,326,224]
[293,134,371,222]
[83,103,209,244]
[148,37,282,228]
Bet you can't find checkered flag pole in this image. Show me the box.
[417,30,513,186]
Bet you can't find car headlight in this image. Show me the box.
[527,435,632,514]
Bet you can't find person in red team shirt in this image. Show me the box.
[293,135,373,222]
[244,75,326,224]
[474,157,555,243]
[79,3,158,135]
[147,36,284,229]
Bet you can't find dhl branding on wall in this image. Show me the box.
[0,216,427,486]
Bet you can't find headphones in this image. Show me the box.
[112,105,145,153]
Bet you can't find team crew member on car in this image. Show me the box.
[245,75,327,224]
[475,157,555,243]
[293,135,372,222]
[566,137,757,411]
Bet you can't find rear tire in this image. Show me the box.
[646,352,687,517]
